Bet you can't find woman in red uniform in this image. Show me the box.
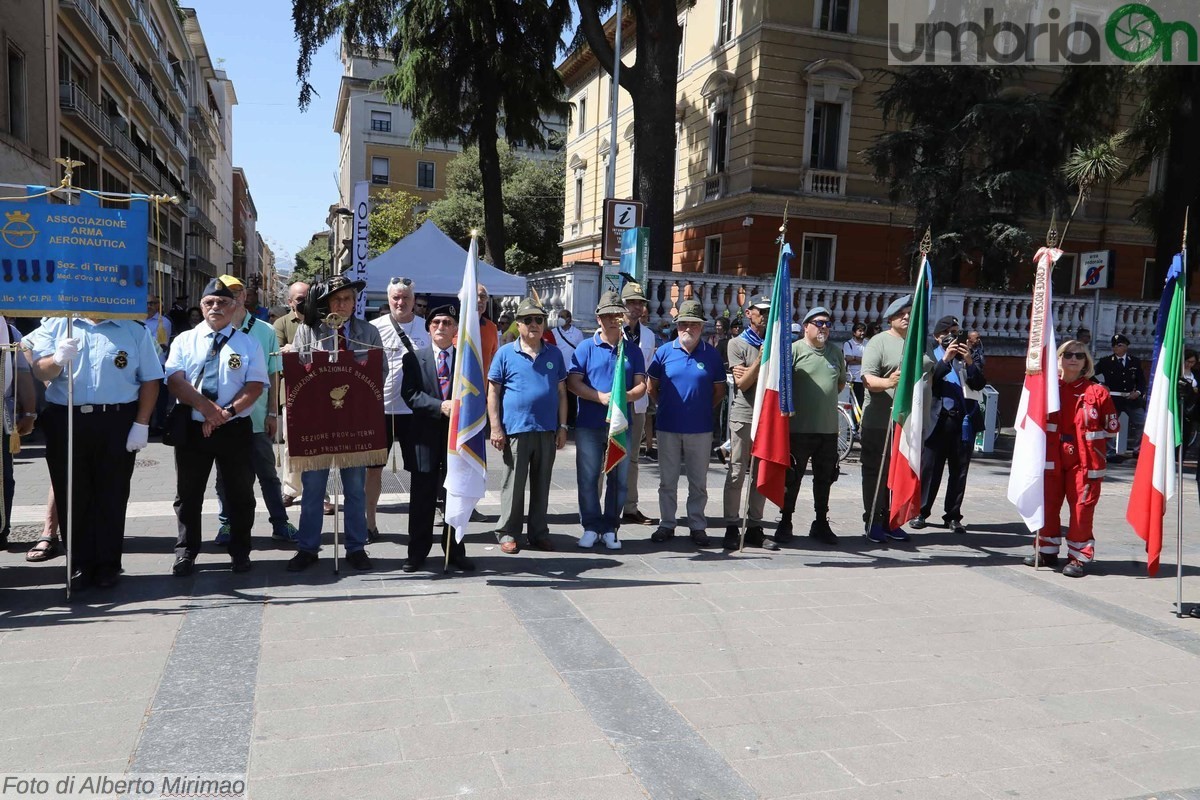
[1024,340,1120,577]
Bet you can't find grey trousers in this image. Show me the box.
[624,411,646,513]
[497,431,557,539]
[722,419,767,525]
[658,430,711,530]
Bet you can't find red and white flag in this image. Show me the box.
[1007,247,1061,531]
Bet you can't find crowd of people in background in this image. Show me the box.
[7,273,1200,595]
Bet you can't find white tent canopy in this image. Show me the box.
[364,219,527,297]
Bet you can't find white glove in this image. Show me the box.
[126,422,149,452]
[52,338,80,367]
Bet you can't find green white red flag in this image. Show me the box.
[751,244,795,507]
[604,338,629,473]
[887,258,932,529]
[1126,252,1185,575]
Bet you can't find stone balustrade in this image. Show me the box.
[511,263,1199,357]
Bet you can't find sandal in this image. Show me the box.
[26,536,62,562]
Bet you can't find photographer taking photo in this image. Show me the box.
[908,315,986,534]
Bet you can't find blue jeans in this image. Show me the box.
[216,432,289,532]
[297,465,367,554]
[575,426,627,534]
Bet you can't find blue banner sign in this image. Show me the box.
[619,226,649,284]
[0,189,149,319]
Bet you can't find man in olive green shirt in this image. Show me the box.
[778,307,845,545]
[861,295,911,542]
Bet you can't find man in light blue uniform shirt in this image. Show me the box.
[212,274,297,546]
[165,277,267,576]
[26,313,163,590]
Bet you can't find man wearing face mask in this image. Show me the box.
[908,316,985,534]
[777,307,845,546]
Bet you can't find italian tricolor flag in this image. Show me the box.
[887,258,933,529]
[604,338,629,473]
[751,243,795,507]
[1126,252,1185,576]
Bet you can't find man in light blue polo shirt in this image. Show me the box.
[648,299,726,548]
[487,297,568,554]
[568,291,647,550]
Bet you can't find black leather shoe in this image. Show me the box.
[945,518,968,535]
[907,517,928,530]
[808,519,840,545]
[449,554,476,572]
[69,569,90,591]
[689,529,711,547]
[650,527,675,543]
[1023,553,1059,568]
[722,526,740,550]
[287,551,319,572]
[774,520,794,543]
[623,509,658,526]
[367,527,381,543]
[231,556,252,573]
[93,565,121,588]
[347,550,373,570]
[172,556,195,577]
[745,526,780,551]
[401,557,425,573]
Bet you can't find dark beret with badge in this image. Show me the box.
[426,304,459,330]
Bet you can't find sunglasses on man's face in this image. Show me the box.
[519,315,545,325]
[1062,352,1087,360]
[807,319,831,328]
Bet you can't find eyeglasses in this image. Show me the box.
[519,315,545,325]
[201,298,233,309]
[807,320,831,328]
[389,277,413,286]
[429,318,455,327]
[1062,352,1087,360]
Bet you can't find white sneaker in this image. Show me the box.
[602,531,622,550]
[578,530,599,548]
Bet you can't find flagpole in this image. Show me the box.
[1033,216,1060,571]
[742,205,790,553]
[1177,208,1188,616]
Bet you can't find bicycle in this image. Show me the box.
[835,387,863,463]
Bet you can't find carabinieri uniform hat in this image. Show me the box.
[1111,333,1130,346]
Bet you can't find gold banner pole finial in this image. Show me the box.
[53,157,84,192]
[919,227,932,256]
[776,202,790,245]
[1046,211,1060,249]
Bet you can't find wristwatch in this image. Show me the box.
[558,423,568,431]
[222,404,236,417]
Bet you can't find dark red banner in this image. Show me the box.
[283,349,387,470]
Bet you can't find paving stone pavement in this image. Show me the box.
[3,435,1200,799]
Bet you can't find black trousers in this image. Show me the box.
[173,417,255,560]
[43,402,137,575]
[781,432,838,522]
[860,425,891,529]
[408,463,466,564]
[920,413,974,522]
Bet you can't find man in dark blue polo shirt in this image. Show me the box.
[648,300,726,548]
[487,297,569,554]
[568,291,648,550]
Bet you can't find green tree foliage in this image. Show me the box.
[863,67,1078,288]
[291,237,332,283]
[573,0,682,273]
[367,188,420,257]
[427,144,565,274]
[291,0,570,273]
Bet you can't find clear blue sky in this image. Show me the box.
[189,0,341,273]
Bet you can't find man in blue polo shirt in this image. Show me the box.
[648,299,726,548]
[488,297,568,554]
[568,290,647,550]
